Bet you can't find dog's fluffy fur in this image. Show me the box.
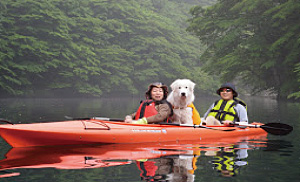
[167,79,195,125]
[166,151,195,182]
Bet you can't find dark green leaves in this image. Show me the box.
[0,0,216,97]
[187,0,300,99]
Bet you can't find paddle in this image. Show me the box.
[236,123,293,136]
[65,116,235,132]
[160,123,236,131]
[0,118,14,125]
[197,125,236,131]
[64,116,124,121]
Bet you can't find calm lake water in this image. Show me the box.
[0,96,299,182]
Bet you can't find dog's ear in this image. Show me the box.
[170,80,179,90]
[188,80,196,90]
[166,92,174,104]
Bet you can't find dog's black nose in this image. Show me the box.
[181,92,186,96]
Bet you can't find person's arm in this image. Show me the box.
[235,104,248,124]
[124,112,136,122]
[146,103,171,124]
[203,103,214,119]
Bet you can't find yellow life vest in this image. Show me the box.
[187,103,202,125]
[207,99,238,122]
[212,146,236,176]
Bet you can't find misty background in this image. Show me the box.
[1,0,299,100]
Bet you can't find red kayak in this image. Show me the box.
[0,118,271,148]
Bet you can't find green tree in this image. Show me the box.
[187,0,300,100]
[0,0,68,95]
[0,0,216,97]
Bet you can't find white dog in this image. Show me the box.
[167,79,195,125]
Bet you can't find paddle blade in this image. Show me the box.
[0,119,14,125]
[261,123,293,135]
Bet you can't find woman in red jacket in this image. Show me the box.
[124,82,173,124]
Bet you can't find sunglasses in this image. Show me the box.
[220,88,232,93]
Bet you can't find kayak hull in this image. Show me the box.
[0,119,267,147]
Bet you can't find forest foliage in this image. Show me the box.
[0,0,216,97]
[1,0,299,100]
[187,0,300,99]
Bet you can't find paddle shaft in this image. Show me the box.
[0,119,14,125]
[65,116,124,121]
[65,116,235,132]
[93,117,124,121]
[171,123,235,131]
[67,116,292,135]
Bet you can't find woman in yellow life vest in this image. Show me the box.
[203,83,248,126]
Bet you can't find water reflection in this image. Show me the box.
[0,97,298,181]
[0,143,182,171]
[262,140,293,156]
[0,135,269,181]
[209,142,249,177]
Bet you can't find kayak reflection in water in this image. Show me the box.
[207,143,249,177]
[136,151,199,182]
[124,82,173,124]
